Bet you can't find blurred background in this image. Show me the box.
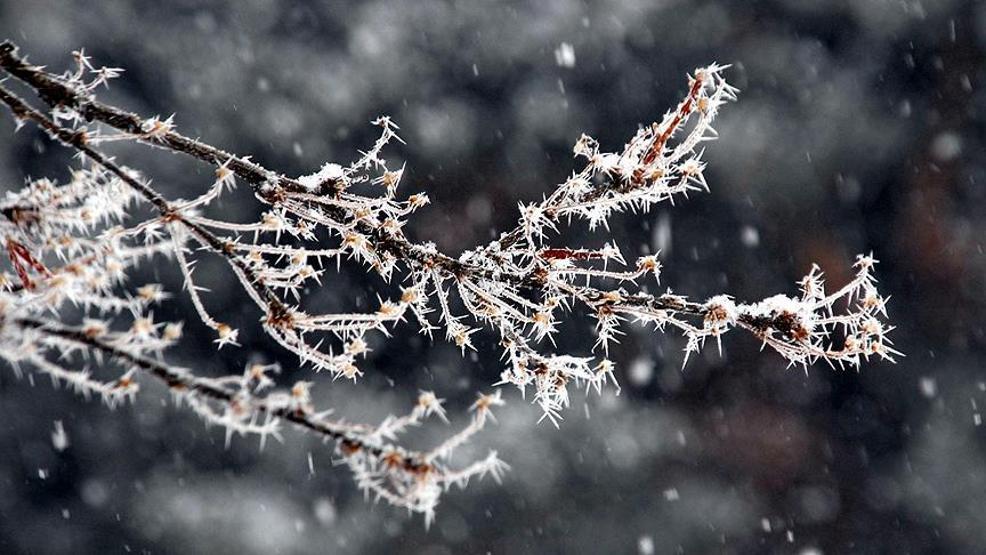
[0,0,984,553]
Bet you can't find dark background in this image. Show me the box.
[0,1,984,553]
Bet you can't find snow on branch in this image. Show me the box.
[0,41,898,523]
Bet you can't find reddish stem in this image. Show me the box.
[6,238,50,290]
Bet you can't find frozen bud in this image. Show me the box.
[471,390,504,414]
[693,68,708,85]
[596,359,615,375]
[417,391,448,422]
[844,335,859,351]
[407,193,430,209]
[141,115,174,137]
[573,134,599,159]
[290,381,314,412]
[637,255,662,277]
[855,253,878,270]
[600,291,623,304]
[215,323,239,348]
[345,337,368,356]
[695,95,711,113]
[291,381,311,399]
[452,326,478,353]
[247,363,265,379]
[595,359,617,388]
[215,163,233,182]
[704,295,737,330]
[861,317,883,336]
[381,450,406,470]
[131,317,155,337]
[342,232,367,250]
[870,340,886,355]
[296,265,316,280]
[680,158,703,176]
[377,302,400,318]
[531,310,556,340]
[378,169,403,190]
[261,211,286,232]
[338,361,361,381]
[400,287,419,304]
[137,283,165,303]
[799,266,824,300]
[641,167,666,182]
[381,218,402,232]
[163,322,183,341]
[113,371,139,395]
[82,320,108,338]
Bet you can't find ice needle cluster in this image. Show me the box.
[0,42,897,522]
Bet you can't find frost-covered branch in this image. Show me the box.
[0,41,898,523]
[5,317,506,527]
